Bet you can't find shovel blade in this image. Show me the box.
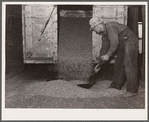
[77,83,94,89]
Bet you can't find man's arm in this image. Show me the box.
[105,23,119,56]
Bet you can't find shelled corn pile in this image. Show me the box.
[25,80,126,98]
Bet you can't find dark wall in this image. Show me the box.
[6,5,24,74]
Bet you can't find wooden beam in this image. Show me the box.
[127,5,139,36]
[141,5,145,81]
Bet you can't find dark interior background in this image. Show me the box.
[6,5,23,74]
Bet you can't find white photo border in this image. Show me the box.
[2,1,148,121]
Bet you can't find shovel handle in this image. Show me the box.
[94,58,106,72]
[94,64,101,73]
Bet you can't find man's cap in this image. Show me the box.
[89,16,103,30]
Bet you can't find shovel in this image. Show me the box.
[77,59,105,89]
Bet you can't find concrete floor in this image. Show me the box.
[5,64,145,109]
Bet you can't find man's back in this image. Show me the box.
[105,21,128,34]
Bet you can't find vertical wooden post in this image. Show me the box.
[127,5,138,35]
[141,5,145,81]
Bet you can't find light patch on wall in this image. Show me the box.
[138,22,142,54]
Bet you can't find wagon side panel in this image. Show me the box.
[22,5,57,63]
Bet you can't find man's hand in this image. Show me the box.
[101,55,110,61]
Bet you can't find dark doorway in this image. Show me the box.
[6,5,24,75]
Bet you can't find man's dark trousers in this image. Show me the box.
[100,29,139,93]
